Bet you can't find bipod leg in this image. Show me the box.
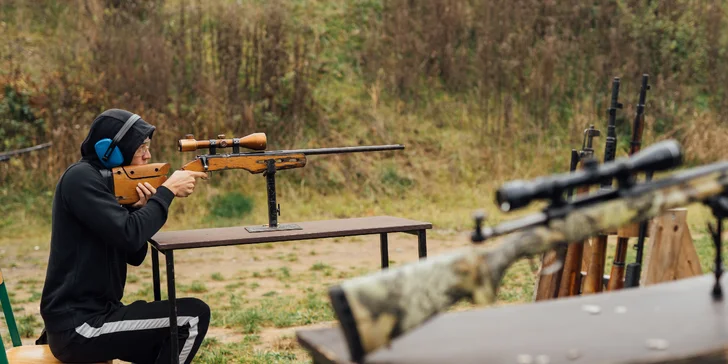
[245,159,303,233]
[705,196,728,301]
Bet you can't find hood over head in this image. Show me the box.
[80,109,156,167]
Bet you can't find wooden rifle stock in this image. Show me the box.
[555,126,601,298]
[112,163,171,204]
[606,236,629,291]
[582,231,608,295]
[534,149,581,301]
[179,153,306,174]
[556,183,591,297]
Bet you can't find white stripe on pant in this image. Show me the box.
[75,316,200,364]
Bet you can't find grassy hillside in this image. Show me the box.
[2,0,727,240]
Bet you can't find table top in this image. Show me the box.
[297,273,728,364]
[149,215,431,250]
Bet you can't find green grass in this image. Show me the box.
[212,292,334,334]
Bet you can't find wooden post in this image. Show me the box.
[641,208,702,286]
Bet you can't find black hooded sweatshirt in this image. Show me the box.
[40,109,176,332]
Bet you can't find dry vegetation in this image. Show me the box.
[2,0,728,362]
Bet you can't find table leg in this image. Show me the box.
[166,250,179,364]
[152,246,161,301]
[380,233,389,269]
[418,230,427,259]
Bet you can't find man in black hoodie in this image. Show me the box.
[39,109,210,364]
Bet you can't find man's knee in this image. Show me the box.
[178,297,210,323]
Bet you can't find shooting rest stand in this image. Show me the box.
[245,159,303,233]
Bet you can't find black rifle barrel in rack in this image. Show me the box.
[601,77,623,189]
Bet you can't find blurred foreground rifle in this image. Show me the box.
[327,140,728,362]
[607,73,651,291]
[582,76,622,294]
[110,132,404,231]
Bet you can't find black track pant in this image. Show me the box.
[46,298,210,364]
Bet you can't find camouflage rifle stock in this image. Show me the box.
[328,140,728,363]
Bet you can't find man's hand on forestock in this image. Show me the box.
[131,182,157,208]
[161,170,208,198]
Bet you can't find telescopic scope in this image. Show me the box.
[495,139,683,212]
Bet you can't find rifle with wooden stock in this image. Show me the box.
[110,132,404,231]
[533,125,600,300]
[607,73,651,291]
[582,77,623,294]
[327,140,728,363]
[556,126,600,298]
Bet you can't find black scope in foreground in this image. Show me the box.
[495,139,683,212]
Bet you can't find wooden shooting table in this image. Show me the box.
[147,215,432,364]
[296,273,728,364]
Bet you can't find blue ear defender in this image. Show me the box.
[94,114,141,168]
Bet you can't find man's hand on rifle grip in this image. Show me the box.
[162,170,209,198]
[131,182,157,208]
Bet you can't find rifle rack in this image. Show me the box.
[534,208,701,299]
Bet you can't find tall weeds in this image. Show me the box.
[2,0,728,231]
[356,0,728,143]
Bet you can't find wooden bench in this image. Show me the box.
[296,273,728,364]
[147,215,432,364]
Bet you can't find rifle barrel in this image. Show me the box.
[0,142,52,162]
[271,144,405,156]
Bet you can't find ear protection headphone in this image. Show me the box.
[94,113,141,169]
